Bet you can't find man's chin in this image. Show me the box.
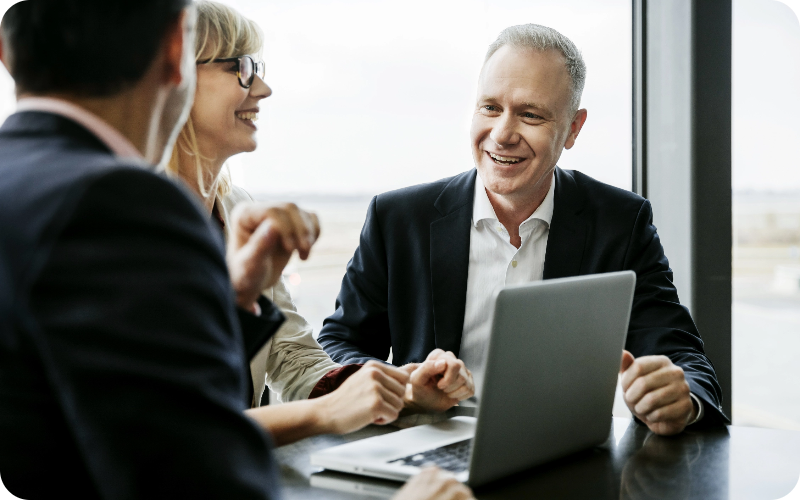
[480,170,525,197]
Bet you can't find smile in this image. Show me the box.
[487,151,524,165]
[235,111,259,122]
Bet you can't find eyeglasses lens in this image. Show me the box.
[239,56,254,87]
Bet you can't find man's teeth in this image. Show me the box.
[489,152,521,164]
[236,112,258,121]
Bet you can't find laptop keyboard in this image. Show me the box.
[388,439,472,473]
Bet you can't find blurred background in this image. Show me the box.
[0,0,797,442]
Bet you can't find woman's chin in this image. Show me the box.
[229,141,257,156]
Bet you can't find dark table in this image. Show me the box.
[275,409,800,499]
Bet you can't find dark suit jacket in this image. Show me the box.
[318,167,729,425]
[0,112,283,499]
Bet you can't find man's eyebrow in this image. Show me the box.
[521,102,553,115]
[476,96,554,116]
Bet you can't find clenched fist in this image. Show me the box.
[619,350,698,436]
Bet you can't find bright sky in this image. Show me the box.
[0,0,796,195]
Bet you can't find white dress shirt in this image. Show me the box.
[456,171,704,423]
[459,172,555,404]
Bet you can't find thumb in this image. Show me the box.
[399,363,420,376]
[620,350,635,374]
[411,359,446,385]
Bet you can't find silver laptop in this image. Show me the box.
[311,271,636,487]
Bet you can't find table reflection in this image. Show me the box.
[617,424,728,500]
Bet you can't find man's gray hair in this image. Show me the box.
[485,24,586,113]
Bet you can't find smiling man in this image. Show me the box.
[318,24,729,435]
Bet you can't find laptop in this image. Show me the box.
[310,271,636,487]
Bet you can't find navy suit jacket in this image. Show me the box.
[0,112,283,499]
[318,168,729,426]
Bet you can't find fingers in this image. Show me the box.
[446,378,474,401]
[361,362,407,399]
[373,383,405,422]
[393,468,475,500]
[365,360,411,387]
[620,350,635,373]
[230,202,318,257]
[410,358,447,386]
[446,388,471,401]
[407,352,475,404]
[306,211,321,244]
[619,355,695,434]
[619,355,671,392]
[399,363,421,376]
[244,219,290,266]
[624,363,686,408]
[371,397,403,425]
[644,397,694,427]
[633,379,690,418]
[416,350,466,393]
[281,203,314,257]
[425,348,446,361]
[437,357,466,393]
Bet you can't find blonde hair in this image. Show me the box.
[166,0,264,198]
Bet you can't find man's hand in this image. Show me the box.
[392,467,475,500]
[315,361,409,435]
[401,349,475,413]
[619,350,697,436]
[226,202,320,312]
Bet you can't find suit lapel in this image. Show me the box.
[430,170,476,357]
[543,167,587,280]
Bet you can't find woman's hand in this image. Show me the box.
[315,360,409,435]
[402,349,475,413]
[393,468,475,500]
[226,202,319,312]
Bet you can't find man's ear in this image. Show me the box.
[0,35,6,73]
[162,8,193,87]
[564,108,588,150]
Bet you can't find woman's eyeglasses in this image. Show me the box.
[196,55,266,89]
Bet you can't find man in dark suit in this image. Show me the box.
[0,2,317,498]
[319,24,729,436]
[0,2,476,498]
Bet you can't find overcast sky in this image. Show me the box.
[0,0,796,195]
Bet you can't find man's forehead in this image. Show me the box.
[482,45,569,81]
[478,46,571,108]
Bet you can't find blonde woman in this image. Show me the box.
[167,1,475,448]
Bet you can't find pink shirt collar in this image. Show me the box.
[16,97,144,160]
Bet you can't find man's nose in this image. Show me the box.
[489,113,519,147]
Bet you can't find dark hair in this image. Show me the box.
[1,0,191,97]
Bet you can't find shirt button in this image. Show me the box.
[511,260,518,268]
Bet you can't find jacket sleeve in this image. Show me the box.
[28,169,281,499]
[317,197,394,365]
[253,277,340,403]
[623,200,730,426]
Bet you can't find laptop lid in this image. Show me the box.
[467,271,635,487]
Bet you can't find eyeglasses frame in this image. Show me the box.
[196,55,265,89]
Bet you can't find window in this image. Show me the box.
[221,0,632,337]
[732,0,800,430]
[0,1,633,406]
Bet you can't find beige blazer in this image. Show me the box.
[219,185,340,405]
